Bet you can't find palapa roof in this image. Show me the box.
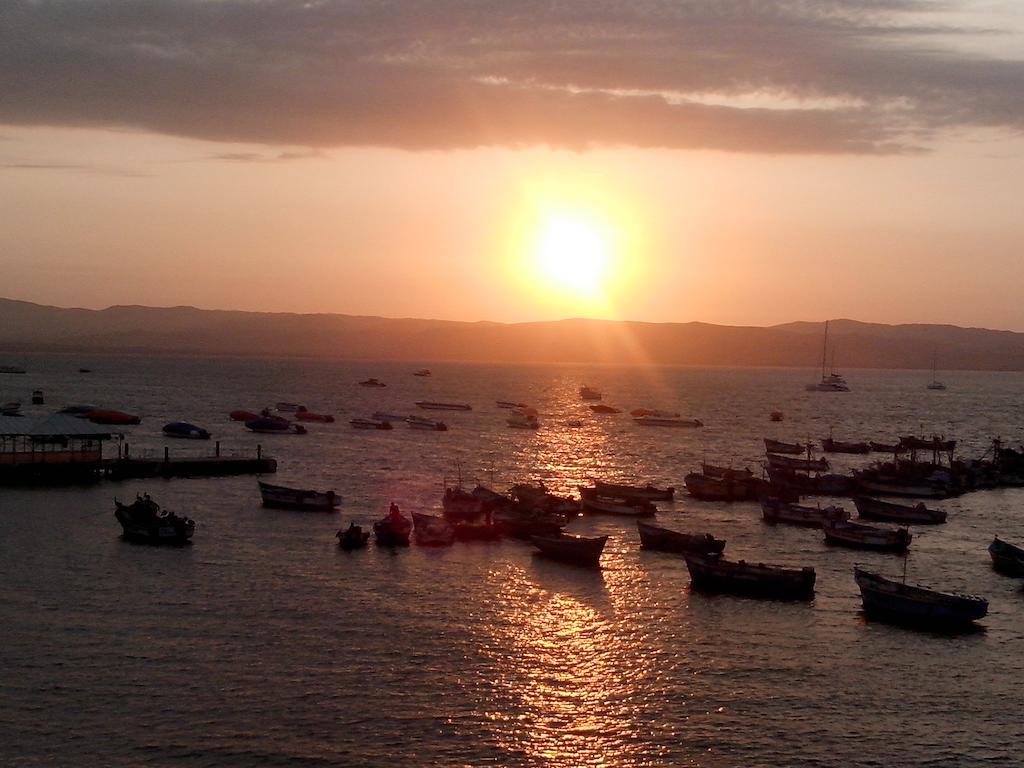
[0,412,115,439]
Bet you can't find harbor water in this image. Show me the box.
[1,356,1022,767]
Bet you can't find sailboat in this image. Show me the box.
[805,321,849,392]
[927,352,946,391]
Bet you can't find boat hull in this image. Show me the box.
[761,498,849,527]
[594,481,674,501]
[854,568,987,630]
[258,482,339,511]
[531,534,607,567]
[373,518,411,546]
[989,538,1024,577]
[684,553,815,600]
[854,496,946,524]
[822,520,911,552]
[637,522,725,555]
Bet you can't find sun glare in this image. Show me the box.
[535,214,610,297]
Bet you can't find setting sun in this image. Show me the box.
[535,213,610,296]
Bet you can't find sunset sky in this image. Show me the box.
[2,1,1024,329]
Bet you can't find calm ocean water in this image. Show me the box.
[1,355,1023,767]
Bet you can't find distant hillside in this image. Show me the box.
[2,297,1024,370]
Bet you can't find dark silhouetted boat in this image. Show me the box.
[114,495,194,545]
[246,416,306,435]
[589,404,621,414]
[822,520,911,552]
[531,532,608,567]
[493,507,566,539]
[634,416,703,427]
[701,464,752,481]
[822,437,870,454]
[594,480,674,501]
[258,481,340,511]
[496,400,527,409]
[374,508,412,546]
[275,402,306,412]
[359,378,386,387]
[579,386,602,400]
[899,435,956,452]
[579,489,656,517]
[442,486,485,520]
[766,453,829,472]
[868,441,903,453]
[453,520,502,541]
[413,368,432,377]
[684,553,816,599]
[162,421,211,440]
[337,523,370,550]
[405,416,448,430]
[988,537,1024,577]
[855,477,951,499]
[412,511,456,546]
[415,401,471,411]
[761,497,848,527]
[229,409,261,422]
[683,472,760,501]
[854,567,987,630]
[854,496,946,524]
[350,417,393,430]
[763,438,812,455]
[637,521,725,555]
[59,404,98,417]
[0,365,26,374]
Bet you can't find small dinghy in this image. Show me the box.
[162,421,211,440]
[374,505,412,546]
[337,523,371,550]
[579,489,656,517]
[114,495,194,545]
[637,521,725,555]
[258,481,340,511]
[531,532,608,567]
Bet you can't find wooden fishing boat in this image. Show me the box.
[869,441,903,453]
[405,416,448,431]
[493,506,566,539]
[822,520,911,552]
[854,567,987,630]
[349,417,393,430]
[766,453,830,472]
[114,495,195,545]
[411,511,456,546]
[246,417,306,435]
[636,521,725,555]
[442,486,485,520]
[496,400,527,409]
[683,553,816,600]
[580,491,656,517]
[988,537,1024,577]
[594,480,674,501]
[371,410,406,422]
[634,416,703,427]
[853,496,946,524]
[414,401,471,411]
[258,481,340,511]
[579,386,602,400]
[821,437,870,454]
[701,464,753,481]
[162,421,211,440]
[763,438,812,455]
[337,523,370,550]
[855,478,951,499]
[761,497,849,527]
[589,404,621,414]
[374,511,412,546]
[531,532,608,567]
[683,472,760,502]
[630,408,681,418]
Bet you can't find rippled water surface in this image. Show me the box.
[2,357,1023,767]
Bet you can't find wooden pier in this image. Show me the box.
[102,454,277,480]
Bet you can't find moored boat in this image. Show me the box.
[493,506,566,539]
[1,401,22,416]
[636,521,725,555]
[496,400,527,409]
[683,553,816,600]
[579,385,602,400]
[229,409,261,422]
[589,404,621,414]
[245,416,307,435]
[415,401,471,411]
[853,567,987,630]
[763,438,812,455]
[701,464,753,481]
[372,410,407,422]
[258,481,340,511]
[868,441,903,453]
[453,520,502,542]
[114,495,194,545]
[350,417,393,430]
[579,489,656,517]
[822,520,911,552]
[359,378,386,387]
[411,511,456,546]
[86,409,141,425]
[507,408,540,429]
[630,408,680,418]
[853,496,947,524]
[855,477,951,499]
[413,368,432,377]
[405,415,448,431]
[337,523,371,550]
[275,402,305,413]
[988,537,1024,577]
[766,453,830,473]
[59,404,98,417]
[761,497,849,527]
[634,416,703,427]
[162,421,211,440]
[594,480,674,501]
[531,532,608,567]
[683,472,760,502]
[822,437,870,454]
[374,505,412,546]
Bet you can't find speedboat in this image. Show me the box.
[162,421,211,440]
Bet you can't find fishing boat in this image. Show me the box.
[927,353,947,391]
[59,404,98,416]
[580,490,656,517]
[496,400,527,409]
[766,453,830,472]
[763,438,812,455]
[630,408,681,418]
[359,378,386,387]
[413,369,432,377]
[405,415,448,431]
[374,508,412,546]
[702,464,752,481]
[853,496,947,524]
[594,480,674,501]
[493,506,567,539]
[855,477,951,500]
[822,437,870,454]
[805,321,850,391]
[337,523,371,550]
[869,441,903,453]
[634,416,703,428]
[761,497,848,527]
[531,532,608,567]
[411,511,456,546]
[295,411,335,423]
[114,495,195,545]
[988,537,1024,577]
[245,416,307,435]
[442,486,485,520]
[31,389,44,405]
[258,481,340,511]
[507,408,540,429]
[853,567,987,630]
[589,404,621,414]
[350,417,393,430]
[822,520,911,552]
[229,409,261,422]
[899,435,956,453]
[636,521,725,555]
[372,410,407,422]
[86,409,141,425]
[683,553,816,600]
[415,401,471,411]
[683,472,760,502]
[162,421,211,440]
[579,386,602,400]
